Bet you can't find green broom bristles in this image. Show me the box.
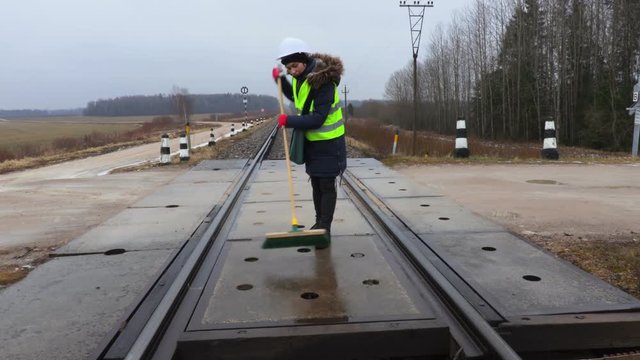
[262,228,329,249]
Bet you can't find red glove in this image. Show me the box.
[272,67,282,80]
[278,114,287,127]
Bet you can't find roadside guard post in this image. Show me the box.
[208,128,216,146]
[160,134,171,165]
[392,128,399,155]
[179,132,190,161]
[454,117,469,158]
[541,119,559,160]
[627,77,640,157]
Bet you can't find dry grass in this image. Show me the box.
[0,114,207,149]
[0,266,29,286]
[0,115,224,173]
[346,136,377,155]
[0,122,138,149]
[347,117,639,165]
[531,236,640,298]
[0,139,150,174]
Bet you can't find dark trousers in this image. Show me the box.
[310,176,337,232]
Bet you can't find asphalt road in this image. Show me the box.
[0,125,236,251]
[396,163,640,240]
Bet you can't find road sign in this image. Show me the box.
[240,86,249,94]
[634,92,638,102]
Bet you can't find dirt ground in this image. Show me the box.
[2,159,639,297]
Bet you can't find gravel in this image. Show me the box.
[214,119,368,160]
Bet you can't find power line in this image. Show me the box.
[398,0,434,156]
[341,85,349,121]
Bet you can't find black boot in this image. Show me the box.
[310,177,336,249]
[311,177,323,227]
[316,177,337,229]
[309,222,330,247]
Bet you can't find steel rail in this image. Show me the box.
[121,125,280,360]
[341,168,521,360]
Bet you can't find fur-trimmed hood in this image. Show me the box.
[306,53,344,89]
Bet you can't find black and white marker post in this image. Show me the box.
[160,133,171,165]
[541,119,559,160]
[208,128,216,146]
[179,132,190,161]
[241,86,249,126]
[454,117,469,158]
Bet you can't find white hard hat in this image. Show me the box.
[277,37,311,59]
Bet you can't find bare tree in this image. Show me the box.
[171,85,192,125]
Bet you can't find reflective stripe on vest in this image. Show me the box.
[292,77,345,141]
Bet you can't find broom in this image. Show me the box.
[262,75,329,249]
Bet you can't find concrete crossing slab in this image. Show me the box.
[55,167,235,255]
[171,168,241,184]
[244,181,348,203]
[192,159,247,171]
[132,181,230,208]
[260,160,306,171]
[419,231,640,316]
[54,206,205,254]
[227,200,374,240]
[347,166,401,179]
[0,249,172,360]
[360,164,640,318]
[252,168,307,182]
[190,235,433,329]
[360,176,441,198]
[346,158,383,167]
[385,197,505,234]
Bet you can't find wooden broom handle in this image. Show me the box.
[277,77,298,227]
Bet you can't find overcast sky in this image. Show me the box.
[0,0,471,110]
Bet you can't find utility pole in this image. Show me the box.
[399,0,434,156]
[627,66,640,157]
[184,103,191,151]
[342,85,349,121]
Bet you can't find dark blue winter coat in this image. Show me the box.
[280,54,347,177]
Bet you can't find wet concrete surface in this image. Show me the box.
[0,160,241,360]
[0,249,172,360]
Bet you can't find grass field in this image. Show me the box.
[0,114,222,160]
[0,121,139,148]
[0,114,217,148]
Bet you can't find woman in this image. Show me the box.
[272,37,346,245]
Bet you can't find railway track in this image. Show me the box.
[93,123,640,360]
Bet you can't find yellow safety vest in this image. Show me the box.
[292,77,345,141]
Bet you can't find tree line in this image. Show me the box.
[384,0,640,151]
[84,93,279,117]
[0,108,83,118]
